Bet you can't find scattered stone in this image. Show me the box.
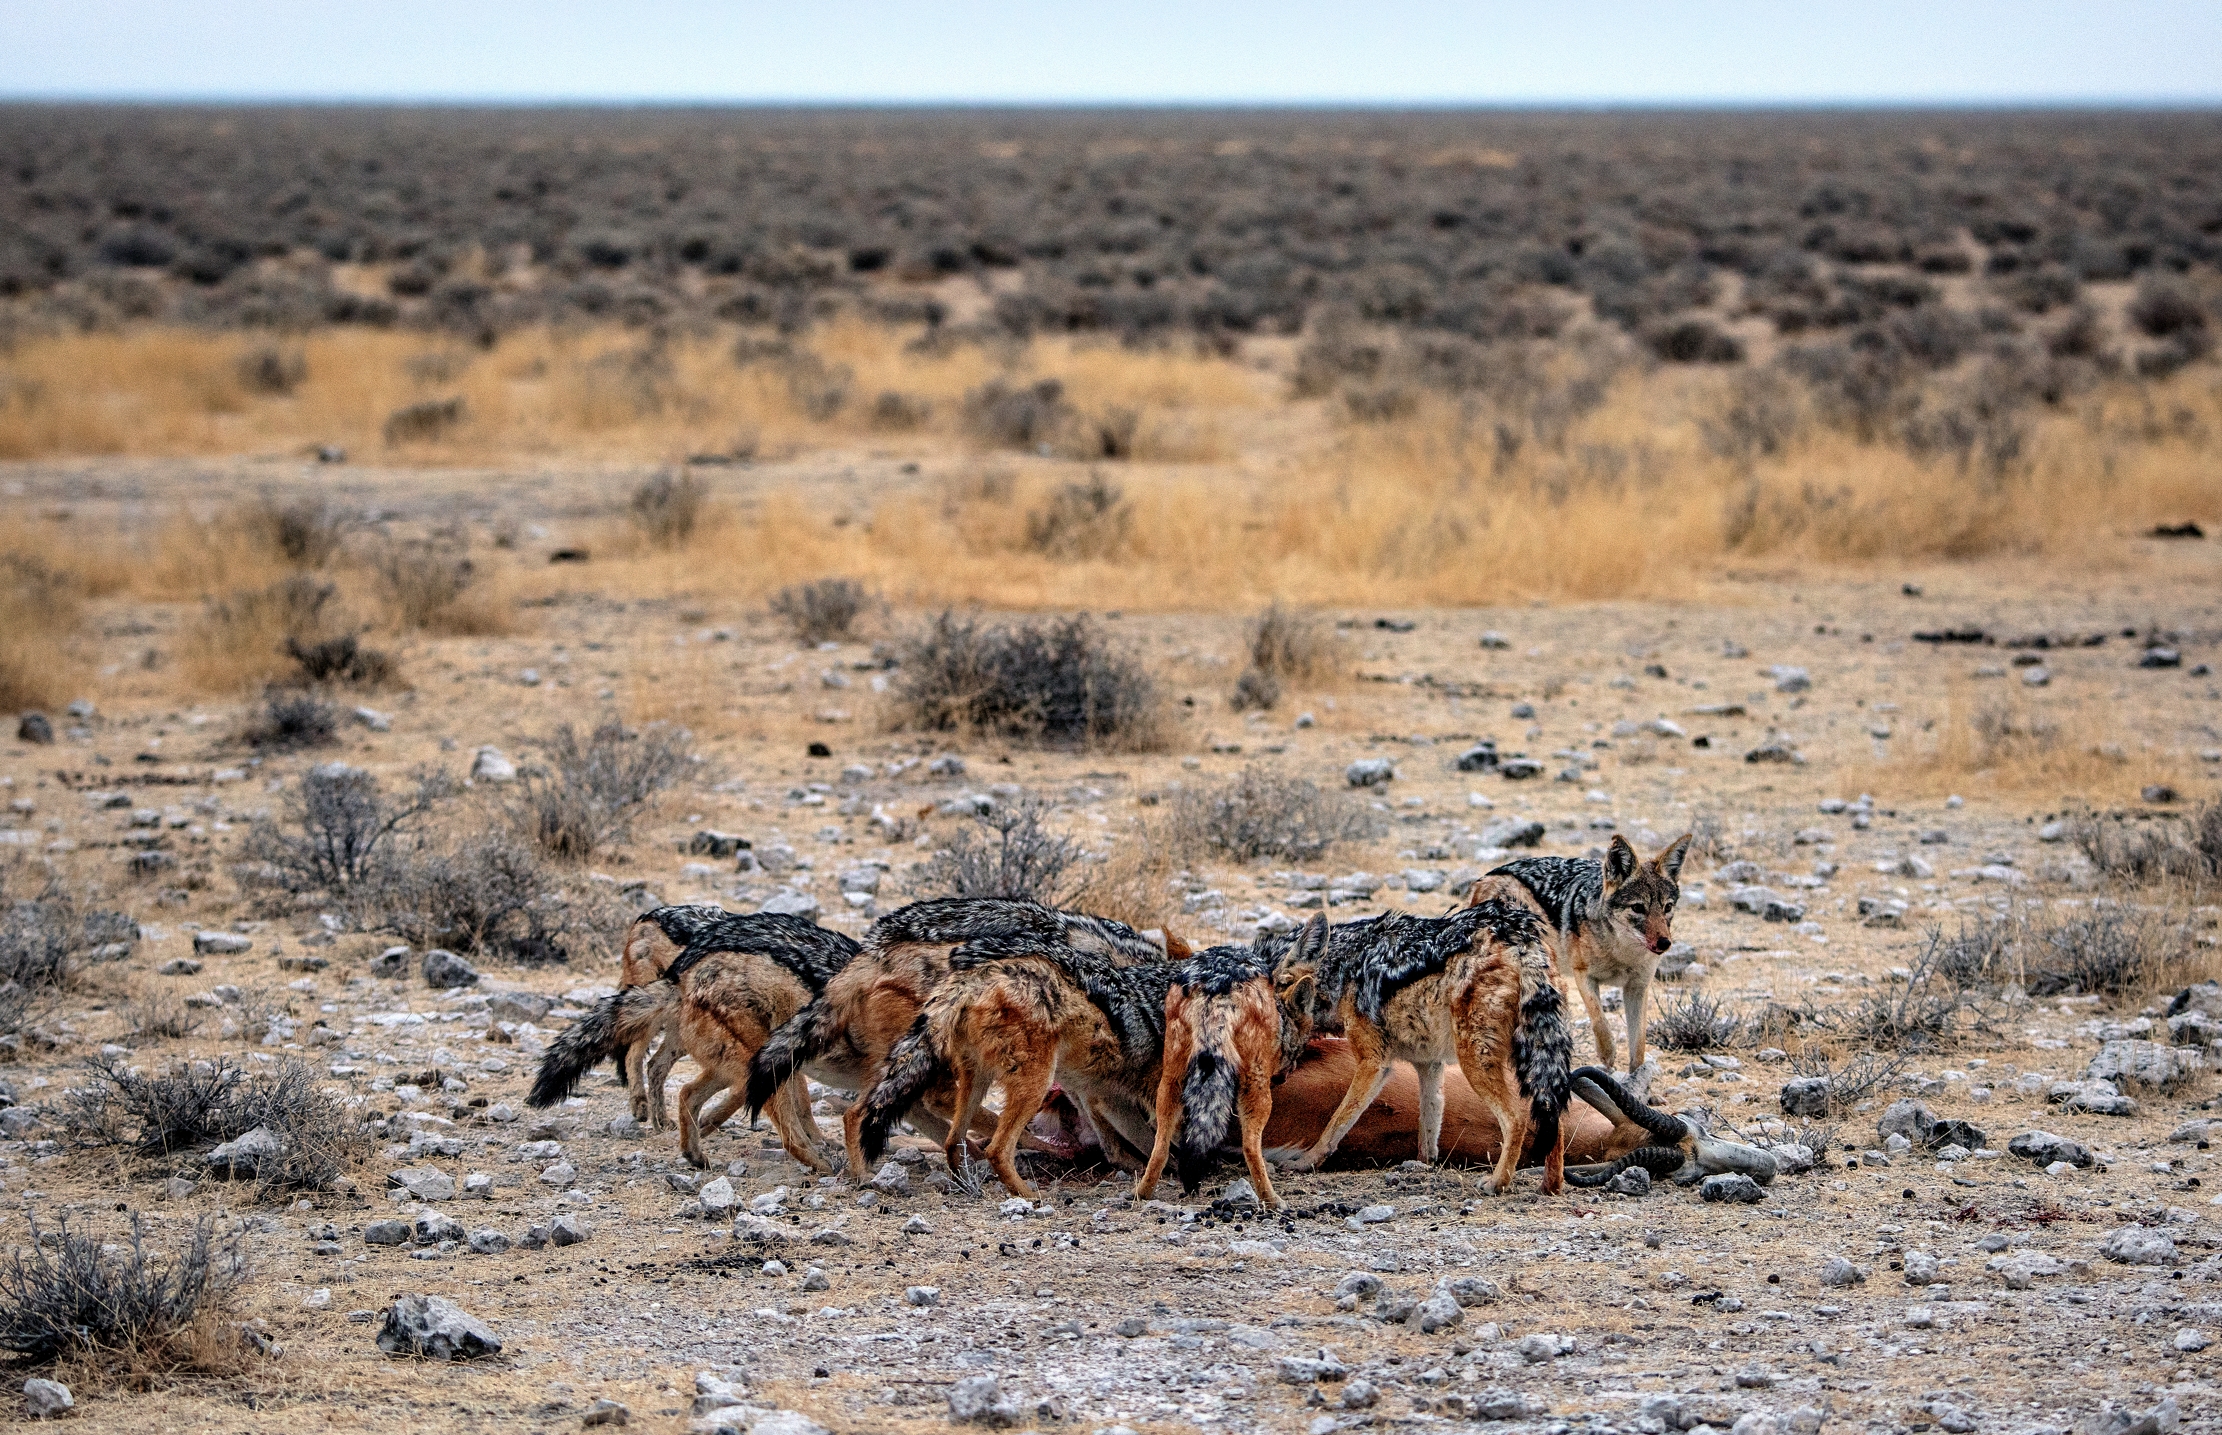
[1412,1286,1464,1333]
[1277,1354,1351,1384]
[748,1413,831,1435]
[1479,818,1546,849]
[1341,1379,1380,1409]
[1345,758,1395,788]
[2101,1227,2177,1266]
[1878,1099,1936,1144]
[17,714,55,745]
[375,1294,502,1360]
[157,957,203,976]
[1701,1173,1766,1204]
[1995,1251,2064,1289]
[2174,1328,2211,1353]
[20,1376,72,1420]
[758,890,820,919]
[487,990,553,1025]
[1455,742,1499,772]
[1903,1250,1939,1286]
[800,1265,829,1292]
[904,1285,940,1307]
[1780,1077,1831,1117]
[204,1125,284,1179]
[1745,733,1804,765]
[193,931,252,955]
[467,1229,510,1255]
[549,1215,592,1247]
[947,1373,1021,1426]
[364,1219,411,1246]
[369,946,412,978]
[582,1398,631,1427]
[421,948,480,988]
[470,747,517,783]
[1516,1332,1573,1362]
[696,1177,736,1215]
[388,1167,457,1202]
[1819,1257,1866,1287]
[2088,1039,2201,1091]
[2049,1079,2139,1116]
[1474,1389,1548,1420]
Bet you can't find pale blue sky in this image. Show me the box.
[2,0,2217,105]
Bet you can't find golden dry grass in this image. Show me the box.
[4,322,2220,617]
[0,321,1261,467]
[1855,680,2193,803]
[0,550,87,711]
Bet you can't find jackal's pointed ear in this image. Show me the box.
[1603,834,1638,890]
[1279,971,1317,1015]
[1657,833,1693,883]
[1293,912,1328,965]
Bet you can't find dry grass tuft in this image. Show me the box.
[0,1214,245,1371]
[1931,904,2213,1000]
[1863,684,2170,801]
[770,577,873,644]
[179,575,348,692]
[61,1056,369,1198]
[1162,766,1379,863]
[629,470,711,548]
[0,553,86,712]
[2072,801,2222,886]
[912,797,1089,906]
[887,611,1162,748]
[508,720,696,861]
[371,540,512,635]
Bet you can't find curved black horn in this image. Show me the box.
[1563,1158,1628,1188]
[1564,1145,1688,1187]
[1570,1066,1687,1144]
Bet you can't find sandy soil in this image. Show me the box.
[1,457,2219,1434]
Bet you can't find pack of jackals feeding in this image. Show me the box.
[531,832,1783,1211]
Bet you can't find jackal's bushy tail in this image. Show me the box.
[1510,946,1582,1155]
[855,1015,946,1164]
[528,984,673,1108]
[1511,957,1572,1159]
[1172,1040,1240,1193]
[744,995,837,1122]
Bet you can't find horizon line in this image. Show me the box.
[4,94,2221,112]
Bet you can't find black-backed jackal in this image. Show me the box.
[1473,833,1692,1072]
[1137,915,1324,1210]
[1284,899,1571,1194]
[530,913,860,1168]
[743,898,1184,1181]
[852,930,1174,1199]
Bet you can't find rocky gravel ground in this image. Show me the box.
[0,511,2216,1433]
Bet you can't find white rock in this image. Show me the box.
[22,1378,71,1418]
